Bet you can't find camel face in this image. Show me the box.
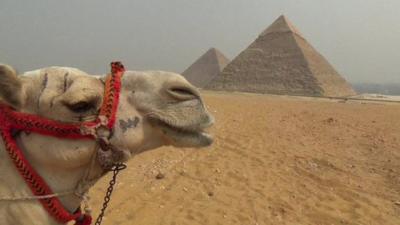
[119,71,214,150]
[0,65,213,168]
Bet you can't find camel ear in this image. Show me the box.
[0,64,24,109]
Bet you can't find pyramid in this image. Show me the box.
[206,15,356,97]
[182,48,230,88]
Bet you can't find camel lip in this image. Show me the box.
[149,117,213,146]
[204,115,215,128]
[154,118,209,134]
[148,115,212,133]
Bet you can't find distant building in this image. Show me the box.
[352,82,400,95]
[206,15,356,97]
[182,48,230,88]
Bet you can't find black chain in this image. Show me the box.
[95,163,127,225]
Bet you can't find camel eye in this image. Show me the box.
[66,101,95,113]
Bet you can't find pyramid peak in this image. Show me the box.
[205,47,217,55]
[260,15,303,38]
[203,47,229,63]
[277,14,288,20]
[206,47,221,55]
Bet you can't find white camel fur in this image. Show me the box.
[0,64,214,225]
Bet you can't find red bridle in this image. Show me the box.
[0,62,126,225]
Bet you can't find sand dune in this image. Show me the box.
[90,91,400,225]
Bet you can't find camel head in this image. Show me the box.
[0,64,214,170]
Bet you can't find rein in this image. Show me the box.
[0,62,126,225]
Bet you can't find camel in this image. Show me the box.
[0,64,214,225]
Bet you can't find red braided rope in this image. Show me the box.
[97,61,125,129]
[0,106,87,139]
[0,62,125,225]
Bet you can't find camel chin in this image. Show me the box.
[154,116,214,147]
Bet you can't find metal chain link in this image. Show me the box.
[95,163,127,225]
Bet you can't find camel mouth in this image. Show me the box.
[150,118,214,147]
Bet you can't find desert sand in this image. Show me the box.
[89,91,400,225]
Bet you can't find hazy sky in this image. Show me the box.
[1,0,399,83]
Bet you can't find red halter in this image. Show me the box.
[0,62,125,225]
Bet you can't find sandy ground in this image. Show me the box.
[90,91,400,225]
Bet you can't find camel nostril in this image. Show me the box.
[170,87,195,95]
[167,86,199,100]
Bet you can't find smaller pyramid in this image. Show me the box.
[182,48,230,88]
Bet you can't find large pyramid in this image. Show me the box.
[206,15,356,97]
[182,48,230,88]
